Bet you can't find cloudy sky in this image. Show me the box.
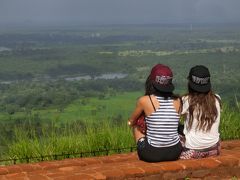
[0,0,240,26]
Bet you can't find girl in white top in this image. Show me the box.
[180,65,221,159]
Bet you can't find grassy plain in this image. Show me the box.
[2,91,240,164]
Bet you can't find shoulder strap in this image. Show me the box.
[178,97,183,114]
[149,95,156,111]
[214,94,222,108]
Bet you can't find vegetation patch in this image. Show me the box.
[0,24,239,164]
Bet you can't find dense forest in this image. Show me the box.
[0,25,239,109]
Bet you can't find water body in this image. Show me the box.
[0,73,128,84]
[64,73,128,81]
[64,75,91,81]
[94,73,127,80]
[0,47,11,52]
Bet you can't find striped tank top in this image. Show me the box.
[145,96,180,147]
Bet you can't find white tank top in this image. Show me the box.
[145,96,180,147]
[182,94,221,149]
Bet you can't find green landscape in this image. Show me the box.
[0,24,240,164]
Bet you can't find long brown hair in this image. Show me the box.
[187,85,221,132]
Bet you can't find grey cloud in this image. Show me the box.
[0,0,239,26]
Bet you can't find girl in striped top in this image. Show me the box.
[128,64,182,162]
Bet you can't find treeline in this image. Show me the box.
[1,78,238,116]
[0,33,148,48]
[0,78,142,115]
[0,72,33,81]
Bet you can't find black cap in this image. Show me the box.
[188,65,211,93]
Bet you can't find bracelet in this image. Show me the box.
[128,120,132,126]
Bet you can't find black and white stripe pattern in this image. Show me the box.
[146,96,180,147]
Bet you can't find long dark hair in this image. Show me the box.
[187,85,221,132]
[145,75,179,100]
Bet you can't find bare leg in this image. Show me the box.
[132,126,145,143]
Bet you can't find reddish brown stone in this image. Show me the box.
[191,169,211,178]
[0,175,7,180]
[0,168,8,175]
[163,171,188,180]
[132,160,151,167]
[214,156,239,167]
[101,169,125,179]
[81,158,103,165]
[177,159,202,170]
[90,173,106,180]
[0,140,239,179]
[139,165,163,175]
[27,174,49,180]
[222,140,240,150]
[39,162,60,170]
[198,158,221,169]
[98,157,114,164]
[46,170,66,178]
[156,162,184,171]
[6,172,27,179]
[19,164,42,172]
[58,166,77,172]
[55,174,95,180]
[119,167,145,178]
[3,165,22,174]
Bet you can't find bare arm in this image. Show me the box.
[128,97,144,127]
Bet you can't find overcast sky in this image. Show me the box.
[0,0,240,26]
